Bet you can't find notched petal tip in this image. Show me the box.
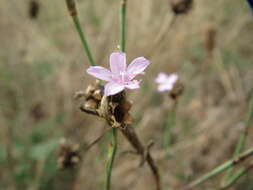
[168,73,179,82]
[157,84,173,92]
[86,66,112,81]
[125,80,141,89]
[127,57,151,76]
[155,72,168,83]
[104,82,125,96]
[110,51,127,74]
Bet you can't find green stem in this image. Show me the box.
[182,146,253,190]
[106,0,126,190]
[72,15,96,66]
[105,128,118,190]
[222,93,253,184]
[65,0,95,66]
[105,1,127,189]
[120,0,127,52]
[223,169,247,189]
[163,99,178,148]
[221,163,253,190]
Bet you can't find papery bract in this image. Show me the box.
[87,51,150,96]
[155,72,178,92]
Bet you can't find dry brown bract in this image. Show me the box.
[79,80,133,127]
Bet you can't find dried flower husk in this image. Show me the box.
[29,0,40,19]
[169,82,184,100]
[65,0,77,16]
[79,80,103,115]
[57,139,81,169]
[99,91,133,127]
[79,81,133,127]
[170,0,193,15]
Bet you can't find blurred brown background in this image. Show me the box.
[0,0,253,189]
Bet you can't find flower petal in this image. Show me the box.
[110,51,126,74]
[127,57,150,76]
[167,73,178,84]
[86,66,112,81]
[157,84,173,92]
[155,72,168,83]
[104,82,125,96]
[125,80,140,89]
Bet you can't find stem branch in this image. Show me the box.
[120,125,161,190]
[163,99,178,149]
[182,146,253,190]
[222,93,253,184]
[221,160,253,190]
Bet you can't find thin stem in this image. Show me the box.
[104,1,127,189]
[220,160,253,190]
[72,16,96,66]
[105,128,118,190]
[6,125,17,190]
[163,99,178,149]
[85,128,109,152]
[65,0,95,66]
[120,0,127,52]
[181,146,253,190]
[146,13,177,58]
[28,159,45,190]
[222,93,253,184]
[120,125,161,190]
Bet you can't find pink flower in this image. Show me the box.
[86,51,150,96]
[155,72,178,92]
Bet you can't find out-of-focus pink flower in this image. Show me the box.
[155,72,178,92]
[87,51,150,96]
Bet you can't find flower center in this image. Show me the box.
[112,72,131,85]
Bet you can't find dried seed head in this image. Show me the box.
[79,81,133,127]
[79,80,103,115]
[29,0,40,19]
[121,0,127,6]
[65,0,77,16]
[170,0,193,15]
[169,82,184,100]
[57,139,81,169]
[30,103,45,121]
[84,99,98,110]
[93,89,103,100]
[99,91,133,127]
